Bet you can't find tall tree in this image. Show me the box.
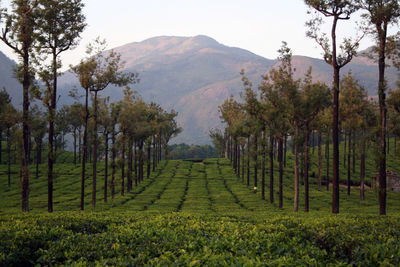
[358,0,400,215]
[1,102,19,187]
[34,0,85,212]
[30,106,47,179]
[71,39,136,209]
[0,88,12,164]
[0,0,38,212]
[305,0,362,213]
[339,72,367,195]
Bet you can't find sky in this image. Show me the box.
[0,0,378,70]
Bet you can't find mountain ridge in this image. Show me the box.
[0,35,398,144]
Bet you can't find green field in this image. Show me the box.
[1,149,400,265]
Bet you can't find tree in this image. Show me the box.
[0,0,38,212]
[0,88,12,164]
[209,128,226,158]
[66,103,84,165]
[30,106,47,179]
[1,102,19,187]
[71,39,137,209]
[339,72,367,195]
[34,0,85,212]
[299,71,331,212]
[305,0,362,214]
[98,98,112,202]
[259,43,293,209]
[358,0,400,215]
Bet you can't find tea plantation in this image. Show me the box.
[1,153,400,265]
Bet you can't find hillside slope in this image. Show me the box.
[1,36,399,144]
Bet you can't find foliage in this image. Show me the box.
[169,143,218,159]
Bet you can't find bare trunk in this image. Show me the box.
[269,135,274,204]
[278,136,283,209]
[7,128,11,187]
[318,131,322,188]
[326,132,330,191]
[254,134,258,193]
[360,131,366,201]
[121,134,125,196]
[147,140,151,179]
[378,26,387,215]
[305,126,310,212]
[80,88,89,210]
[261,132,266,200]
[294,125,299,212]
[111,129,116,200]
[92,91,99,209]
[247,135,250,186]
[73,128,77,165]
[347,131,351,196]
[127,137,132,192]
[104,133,108,203]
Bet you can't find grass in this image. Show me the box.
[0,140,399,265]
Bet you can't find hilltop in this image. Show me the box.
[1,35,398,144]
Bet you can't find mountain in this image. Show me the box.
[0,51,22,106]
[1,36,399,144]
[58,35,277,144]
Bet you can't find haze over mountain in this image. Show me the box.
[1,35,399,144]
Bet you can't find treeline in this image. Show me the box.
[168,144,218,160]
[211,0,400,216]
[0,0,181,212]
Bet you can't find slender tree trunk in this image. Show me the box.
[305,126,310,212]
[378,27,387,215]
[284,135,287,168]
[7,128,11,187]
[353,133,356,174]
[127,137,133,192]
[278,136,283,209]
[73,128,77,165]
[237,144,241,178]
[254,134,258,193]
[240,144,245,183]
[104,133,109,203]
[312,131,315,155]
[152,135,156,172]
[0,129,2,164]
[261,132,265,200]
[326,132,330,191]
[269,135,274,204]
[247,135,250,186]
[78,127,82,163]
[318,131,322,188]
[344,133,347,168]
[21,42,32,213]
[347,131,351,196]
[35,139,40,179]
[80,88,89,211]
[139,141,144,183]
[360,132,366,201]
[91,91,99,209]
[294,125,299,212]
[332,60,340,213]
[121,134,125,196]
[147,140,151,179]
[233,138,237,172]
[134,140,138,186]
[111,130,116,200]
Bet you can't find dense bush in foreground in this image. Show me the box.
[1,213,399,266]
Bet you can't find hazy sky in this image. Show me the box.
[0,0,377,70]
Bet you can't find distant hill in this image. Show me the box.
[0,51,22,106]
[1,36,399,144]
